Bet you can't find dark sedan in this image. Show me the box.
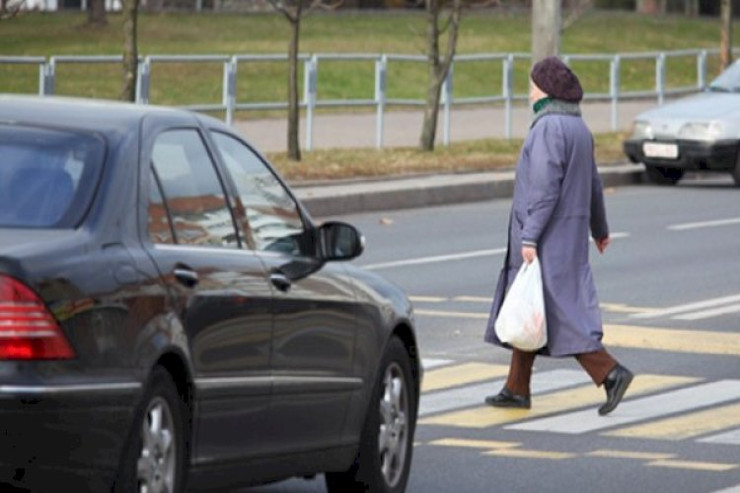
[0,95,421,493]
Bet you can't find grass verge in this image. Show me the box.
[269,131,630,183]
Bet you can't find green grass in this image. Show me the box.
[0,10,737,106]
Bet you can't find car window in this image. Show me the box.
[0,124,104,228]
[150,129,238,248]
[147,168,176,245]
[211,132,308,256]
[709,59,740,92]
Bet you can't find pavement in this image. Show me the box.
[233,99,658,217]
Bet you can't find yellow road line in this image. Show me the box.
[415,308,488,320]
[419,374,699,428]
[429,438,519,450]
[605,402,740,440]
[647,460,738,472]
[421,362,510,393]
[587,450,675,460]
[484,449,576,460]
[604,324,740,356]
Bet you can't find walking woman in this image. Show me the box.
[484,56,633,416]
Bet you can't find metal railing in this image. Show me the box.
[0,49,722,149]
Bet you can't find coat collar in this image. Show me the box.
[531,99,581,128]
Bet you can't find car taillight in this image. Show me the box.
[0,274,75,360]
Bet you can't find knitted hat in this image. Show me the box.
[531,56,583,103]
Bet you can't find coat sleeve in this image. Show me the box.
[521,119,565,247]
[589,145,609,240]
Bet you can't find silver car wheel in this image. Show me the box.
[378,361,409,489]
[137,396,177,493]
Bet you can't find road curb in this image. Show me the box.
[294,164,645,217]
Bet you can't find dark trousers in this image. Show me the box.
[505,347,618,396]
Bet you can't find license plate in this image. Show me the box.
[643,142,679,159]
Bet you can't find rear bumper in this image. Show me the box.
[0,381,141,490]
[623,138,738,171]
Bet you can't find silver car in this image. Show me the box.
[623,60,740,186]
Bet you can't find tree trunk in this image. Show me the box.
[684,0,698,17]
[532,0,561,64]
[121,0,140,102]
[636,0,658,14]
[87,0,108,26]
[287,12,302,161]
[419,0,460,152]
[721,0,733,70]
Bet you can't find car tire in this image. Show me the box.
[645,165,684,185]
[325,336,417,493]
[113,367,187,493]
[732,155,740,187]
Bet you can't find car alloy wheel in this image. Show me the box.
[137,396,177,493]
[115,367,186,493]
[378,362,410,489]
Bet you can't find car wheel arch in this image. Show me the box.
[390,323,422,395]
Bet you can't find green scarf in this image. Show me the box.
[533,96,553,114]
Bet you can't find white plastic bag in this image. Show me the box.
[494,258,548,351]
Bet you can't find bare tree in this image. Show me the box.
[684,0,698,17]
[87,0,108,27]
[121,0,140,102]
[721,0,733,70]
[266,0,341,161]
[532,0,562,64]
[419,0,462,152]
[562,0,592,31]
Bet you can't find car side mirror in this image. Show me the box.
[318,221,364,261]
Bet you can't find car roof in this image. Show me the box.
[0,95,216,135]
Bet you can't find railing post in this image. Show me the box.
[503,54,514,140]
[304,55,318,151]
[656,52,666,105]
[697,49,707,90]
[223,57,237,126]
[40,59,55,96]
[442,62,453,147]
[375,54,387,150]
[609,55,620,132]
[136,57,151,105]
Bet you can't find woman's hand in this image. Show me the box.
[522,245,537,264]
[595,236,610,254]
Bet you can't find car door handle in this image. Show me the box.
[270,272,292,292]
[174,267,199,288]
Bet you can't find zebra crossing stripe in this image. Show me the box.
[507,380,740,435]
[698,428,740,446]
[647,460,738,472]
[603,325,740,356]
[419,374,699,428]
[604,402,740,441]
[421,358,454,370]
[421,362,509,393]
[420,369,591,417]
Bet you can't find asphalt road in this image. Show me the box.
[243,176,740,493]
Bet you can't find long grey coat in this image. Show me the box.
[484,106,609,357]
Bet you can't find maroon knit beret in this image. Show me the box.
[531,56,583,103]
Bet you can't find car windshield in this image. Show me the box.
[708,59,740,92]
[0,125,104,228]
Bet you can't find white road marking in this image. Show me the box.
[673,303,740,321]
[506,380,740,434]
[422,358,454,370]
[711,483,740,493]
[420,369,591,417]
[363,233,630,271]
[363,248,507,270]
[668,217,740,231]
[699,428,740,446]
[631,293,740,319]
